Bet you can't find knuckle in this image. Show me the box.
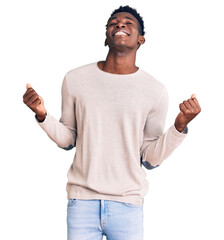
[32,94,37,99]
[29,89,35,95]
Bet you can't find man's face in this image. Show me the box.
[105,12,145,50]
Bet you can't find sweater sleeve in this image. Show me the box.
[35,75,77,150]
[140,87,188,169]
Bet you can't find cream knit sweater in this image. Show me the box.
[36,62,188,205]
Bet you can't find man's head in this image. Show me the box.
[105,5,145,50]
[106,5,145,36]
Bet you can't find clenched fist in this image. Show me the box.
[174,94,201,132]
[23,83,47,122]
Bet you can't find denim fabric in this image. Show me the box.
[67,199,144,240]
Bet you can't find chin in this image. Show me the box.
[109,43,134,49]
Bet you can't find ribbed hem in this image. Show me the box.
[67,185,144,206]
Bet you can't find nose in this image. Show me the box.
[115,21,126,29]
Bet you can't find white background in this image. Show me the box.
[1,0,223,239]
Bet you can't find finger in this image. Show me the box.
[179,103,187,112]
[23,88,39,101]
[190,94,200,107]
[26,83,32,89]
[191,97,201,111]
[192,97,199,106]
[23,88,35,99]
[23,91,35,104]
[26,93,39,105]
[24,91,39,104]
[183,100,191,109]
[30,98,41,108]
[188,98,197,108]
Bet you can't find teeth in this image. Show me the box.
[115,31,127,36]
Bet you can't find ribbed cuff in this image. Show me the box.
[171,124,188,136]
[35,112,48,124]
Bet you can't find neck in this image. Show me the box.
[99,48,138,74]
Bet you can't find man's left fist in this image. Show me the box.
[174,94,201,132]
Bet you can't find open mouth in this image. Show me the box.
[112,30,130,37]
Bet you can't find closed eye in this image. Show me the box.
[108,23,116,27]
[108,21,133,27]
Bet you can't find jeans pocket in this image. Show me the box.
[67,199,78,207]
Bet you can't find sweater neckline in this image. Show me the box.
[94,61,142,78]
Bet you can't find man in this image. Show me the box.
[23,5,201,240]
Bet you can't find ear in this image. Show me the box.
[138,35,145,45]
[104,39,108,46]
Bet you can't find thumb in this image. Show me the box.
[26,83,32,89]
[191,93,196,99]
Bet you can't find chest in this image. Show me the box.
[75,79,150,120]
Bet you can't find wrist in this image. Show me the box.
[36,112,47,122]
[174,123,186,132]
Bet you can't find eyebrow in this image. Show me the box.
[108,16,135,22]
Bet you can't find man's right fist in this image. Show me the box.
[23,83,47,121]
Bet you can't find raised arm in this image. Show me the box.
[23,76,77,150]
[140,89,201,170]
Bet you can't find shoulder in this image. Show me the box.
[139,68,168,100]
[62,62,96,91]
[65,62,95,79]
[140,68,167,90]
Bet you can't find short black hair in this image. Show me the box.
[106,5,145,36]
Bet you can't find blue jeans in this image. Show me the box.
[67,199,144,240]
